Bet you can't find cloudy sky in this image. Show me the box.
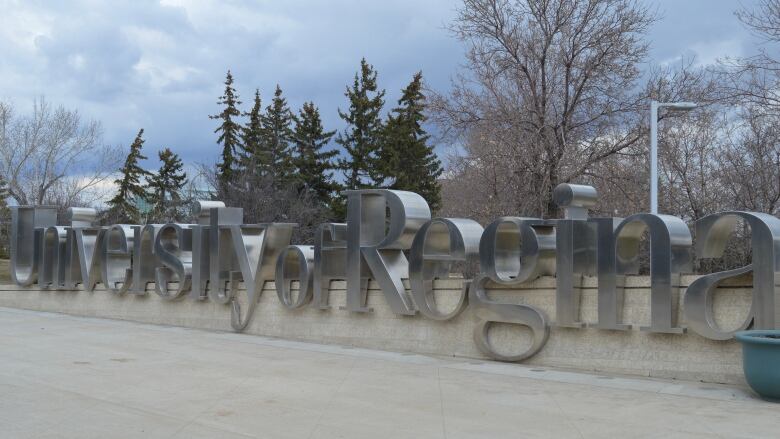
[0,0,761,170]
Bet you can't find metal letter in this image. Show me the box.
[100,225,134,294]
[588,217,630,330]
[312,223,349,309]
[685,212,780,338]
[154,223,193,299]
[552,183,598,327]
[207,207,244,304]
[129,225,160,295]
[344,190,431,315]
[189,200,225,300]
[470,217,553,361]
[409,218,483,320]
[38,225,68,289]
[226,223,295,331]
[63,208,103,291]
[613,214,692,333]
[10,206,56,286]
[275,245,314,310]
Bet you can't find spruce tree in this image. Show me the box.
[240,89,264,172]
[379,72,443,211]
[259,85,295,184]
[336,58,386,190]
[292,102,338,207]
[210,70,242,185]
[147,148,187,223]
[106,129,151,223]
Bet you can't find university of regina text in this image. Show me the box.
[9,183,780,362]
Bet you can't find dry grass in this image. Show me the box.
[0,259,10,283]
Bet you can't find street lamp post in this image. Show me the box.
[649,101,698,214]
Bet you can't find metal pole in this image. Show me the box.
[650,101,658,214]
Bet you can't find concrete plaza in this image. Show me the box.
[0,307,777,439]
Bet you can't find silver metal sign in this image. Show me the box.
[9,185,780,363]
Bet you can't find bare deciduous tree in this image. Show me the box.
[718,107,780,215]
[716,0,780,113]
[0,98,121,209]
[431,0,657,217]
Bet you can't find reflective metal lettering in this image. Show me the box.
[344,190,431,315]
[588,217,629,330]
[409,218,483,320]
[100,225,134,294]
[10,206,56,286]
[614,214,692,333]
[39,225,68,289]
[129,225,160,295]
[154,223,193,300]
[552,184,598,328]
[470,217,553,361]
[685,212,780,338]
[207,207,244,304]
[63,208,103,291]
[227,223,295,330]
[312,223,348,310]
[189,201,225,300]
[275,245,314,310]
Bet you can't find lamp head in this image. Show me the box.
[660,102,698,111]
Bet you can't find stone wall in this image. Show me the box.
[0,274,752,385]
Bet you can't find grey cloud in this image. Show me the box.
[35,26,142,100]
[0,0,757,170]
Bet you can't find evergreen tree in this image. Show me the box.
[106,129,151,223]
[292,102,338,207]
[210,70,242,185]
[239,89,264,172]
[336,58,386,190]
[378,72,443,211]
[147,148,187,223]
[259,85,295,183]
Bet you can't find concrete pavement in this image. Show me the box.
[0,307,777,438]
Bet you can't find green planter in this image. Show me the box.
[735,330,780,402]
